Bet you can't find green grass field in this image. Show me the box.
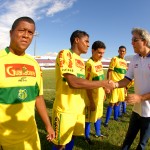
[35,69,150,150]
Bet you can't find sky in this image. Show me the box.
[1,0,150,59]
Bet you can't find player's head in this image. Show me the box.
[70,30,89,55]
[92,41,106,61]
[11,16,35,31]
[9,16,35,56]
[118,45,126,59]
[131,28,150,55]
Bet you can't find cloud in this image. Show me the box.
[0,0,77,49]
[46,0,76,16]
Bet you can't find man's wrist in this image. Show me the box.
[115,82,119,88]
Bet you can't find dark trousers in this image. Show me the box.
[122,111,150,150]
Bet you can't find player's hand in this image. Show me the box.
[104,88,111,94]
[104,80,115,91]
[46,125,55,142]
[125,94,142,104]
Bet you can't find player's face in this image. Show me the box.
[92,48,105,62]
[131,33,146,55]
[77,35,89,54]
[10,21,35,56]
[118,48,126,59]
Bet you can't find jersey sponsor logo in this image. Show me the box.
[5,64,36,77]
[18,77,27,82]
[95,65,103,72]
[119,61,127,68]
[75,59,85,69]
[18,89,27,100]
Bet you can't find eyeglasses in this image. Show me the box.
[132,37,144,42]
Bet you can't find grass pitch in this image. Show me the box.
[35,69,150,150]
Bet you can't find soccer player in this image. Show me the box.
[84,41,106,144]
[118,79,134,117]
[52,30,115,150]
[104,46,127,127]
[0,16,55,150]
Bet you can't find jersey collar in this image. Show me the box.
[5,47,10,54]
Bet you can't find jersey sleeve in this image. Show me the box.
[109,57,116,70]
[36,64,43,96]
[56,50,76,76]
[85,61,93,81]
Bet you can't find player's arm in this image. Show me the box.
[114,77,130,88]
[86,89,95,111]
[35,95,55,141]
[125,91,150,104]
[63,73,115,90]
[107,69,113,80]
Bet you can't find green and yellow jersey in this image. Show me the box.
[0,47,42,147]
[109,56,127,81]
[53,49,85,114]
[108,56,127,103]
[85,58,105,122]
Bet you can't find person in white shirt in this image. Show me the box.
[114,28,150,150]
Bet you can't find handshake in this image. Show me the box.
[103,80,118,93]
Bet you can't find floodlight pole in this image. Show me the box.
[34,31,39,56]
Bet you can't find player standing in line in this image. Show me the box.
[0,16,55,150]
[104,46,127,127]
[119,79,134,117]
[52,30,115,150]
[84,41,106,144]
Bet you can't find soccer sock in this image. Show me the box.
[65,139,74,150]
[114,105,119,120]
[52,145,59,150]
[122,102,126,113]
[118,103,122,117]
[94,119,101,136]
[105,106,112,124]
[85,122,91,138]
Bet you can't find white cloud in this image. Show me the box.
[46,0,76,16]
[0,0,77,49]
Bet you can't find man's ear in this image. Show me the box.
[74,37,79,44]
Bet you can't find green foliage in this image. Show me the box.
[36,69,150,150]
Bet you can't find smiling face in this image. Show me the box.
[9,21,35,56]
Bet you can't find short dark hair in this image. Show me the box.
[92,40,106,50]
[70,30,89,45]
[11,16,35,31]
[119,45,126,50]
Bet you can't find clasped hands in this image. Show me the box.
[104,80,116,94]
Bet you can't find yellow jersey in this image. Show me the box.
[53,49,85,114]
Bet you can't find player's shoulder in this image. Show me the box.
[85,57,94,65]
[0,48,10,59]
[110,56,118,62]
[25,54,39,66]
[57,49,72,57]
